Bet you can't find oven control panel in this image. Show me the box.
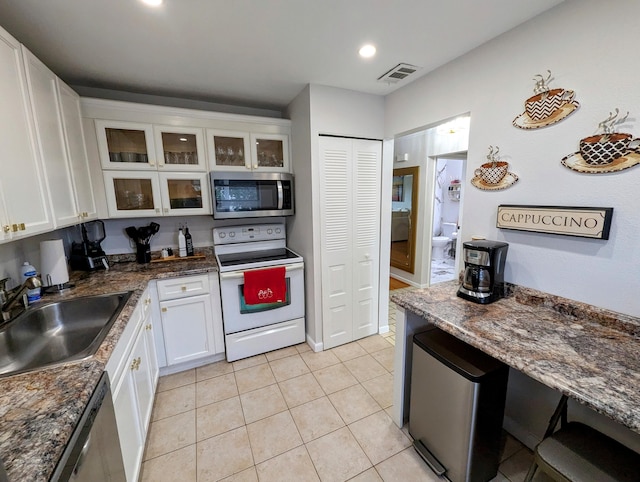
[213,223,285,245]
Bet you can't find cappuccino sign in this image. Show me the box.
[497,205,613,239]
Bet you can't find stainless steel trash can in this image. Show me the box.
[409,327,509,482]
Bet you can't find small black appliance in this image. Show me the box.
[457,240,508,304]
[70,220,110,271]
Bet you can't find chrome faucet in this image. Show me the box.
[1,276,42,321]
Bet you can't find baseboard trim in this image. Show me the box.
[503,416,540,451]
[306,333,323,352]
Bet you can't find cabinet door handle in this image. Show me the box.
[149,161,155,166]
[253,164,258,169]
[181,286,187,292]
[155,208,160,213]
[246,165,251,169]
[164,208,169,213]
[161,307,167,312]
[11,224,18,232]
[19,223,25,231]
[146,324,152,331]
[2,225,10,233]
[130,357,141,371]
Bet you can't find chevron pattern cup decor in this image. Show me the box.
[513,70,580,129]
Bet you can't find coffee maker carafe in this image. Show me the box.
[457,240,508,304]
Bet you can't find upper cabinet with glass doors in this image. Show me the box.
[96,120,206,171]
[208,129,289,172]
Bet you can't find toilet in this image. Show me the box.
[432,222,458,260]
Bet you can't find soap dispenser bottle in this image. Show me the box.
[21,261,41,302]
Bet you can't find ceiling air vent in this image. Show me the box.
[377,63,421,84]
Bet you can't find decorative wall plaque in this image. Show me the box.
[471,146,518,191]
[513,70,579,129]
[561,108,640,174]
[497,205,613,239]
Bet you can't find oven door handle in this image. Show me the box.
[219,262,304,280]
[277,180,284,210]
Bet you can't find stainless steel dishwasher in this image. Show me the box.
[410,327,509,482]
[50,372,126,482]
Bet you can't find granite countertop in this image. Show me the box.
[391,281,640,434]
[0,251,218,482]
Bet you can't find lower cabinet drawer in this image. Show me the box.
[156,274,210,301]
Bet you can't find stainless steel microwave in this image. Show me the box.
[210,171,294,219]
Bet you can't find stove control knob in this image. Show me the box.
[275,228,282,234]
[229,232,235,238]
[219,232,226,238]
[267,229,273,234]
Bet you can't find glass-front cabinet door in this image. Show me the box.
[96,120,157,170]
[207,129,251,171]
[103,171,162,217]
[153,126,206,171]
[158,172,211,216]
[250,133,289,172]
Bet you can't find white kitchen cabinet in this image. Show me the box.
[153,125,207,172]
[319,136,382,349]
[107,287,158,482]
[103,170,211,217]
[0,26,54,240]
[156,274,224,367]
[95,120,157,170]
[56,80,98,221]
[208,129,289,172]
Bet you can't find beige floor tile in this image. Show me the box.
[144,410,196,460]
[151,384,195,421]
[344,354,387,383]
[140,444,196,482]
[330,342,368,362]
[246,411,303,464]
[498,447,538,482]
[349,411,412,465]
[235,363,276,394]
[348,468,383,481]
[256,446,320,482]
[296,342,313,353]
[196,372,238,407]
[306,426,371,482]
[197,426,254,481]
[371,347,395,372]
[269,354,310,382]
[500,431,525,463]
[197,396,245,441]
[265,345,299,361]
[313,363,359,394]
[196,360,234,382]
[329,385,381,424]
[219,467,258,482]
[375,448,441,481]
[361,373,394,409]
[239,384,287,424]
[279,373,326,408]
[358,335,393,354]
[300,350,341,371]
[491,472,511,482]
[290,396,345,442]
[232,354,267,371]
[156,369,195,393]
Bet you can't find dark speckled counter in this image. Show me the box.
[0,252,218,482]
[390,281,640,434]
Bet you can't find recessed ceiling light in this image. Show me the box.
[141,0,163,7]
[359,44,376,58]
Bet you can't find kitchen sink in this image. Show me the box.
[0,291,132,378]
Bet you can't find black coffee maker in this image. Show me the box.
[70,220,109,271]
[457,240,509,304]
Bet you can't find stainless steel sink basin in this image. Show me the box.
[0,291,132,377]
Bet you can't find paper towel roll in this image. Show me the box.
[40,239,69,287]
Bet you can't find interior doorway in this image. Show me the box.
[430,156,464,285]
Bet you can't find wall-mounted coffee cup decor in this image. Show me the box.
[471,146,519,191]
[561,108,640,174]
[513,70,580,129]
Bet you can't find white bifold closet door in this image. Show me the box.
[319,136,382,349]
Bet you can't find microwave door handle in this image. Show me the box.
[277,181,283,210]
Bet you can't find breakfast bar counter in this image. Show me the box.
[0,253,218,482]
[390,280,640,434]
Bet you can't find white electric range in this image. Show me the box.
[213,223,305,361]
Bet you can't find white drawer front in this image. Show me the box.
[157,274,210,301]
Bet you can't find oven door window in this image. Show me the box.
[239,279,291,314]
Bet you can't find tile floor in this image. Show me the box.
[430,258,456,285]
[141,291,551,482]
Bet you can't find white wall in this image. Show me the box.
[385,0,640,449]
[287,84,386,349]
